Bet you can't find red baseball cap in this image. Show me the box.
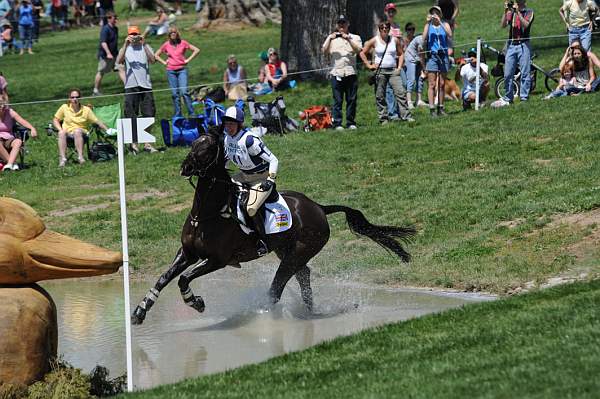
[384,3,397,12]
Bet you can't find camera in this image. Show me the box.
[131,35,142,44]
[335,33,343,38]
[505,0,514,9]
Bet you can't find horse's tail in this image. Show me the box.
[319,204,416,263]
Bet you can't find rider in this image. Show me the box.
[222,106,278,257]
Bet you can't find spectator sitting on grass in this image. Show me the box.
[143,8,168,39]
[1,22,18,54]
[544,60,580,99]
[54,89,110,167]
[0,98,37,171]
[249,51,271,96]
[561,43,597,93]
[0,72,8,101]
[560,40,600,91]
[223,55,248,100]
[265,48,291,91]
[460,47,489,110]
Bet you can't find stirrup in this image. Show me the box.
[257,239,268,257]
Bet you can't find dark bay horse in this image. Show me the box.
[131,131,416,325]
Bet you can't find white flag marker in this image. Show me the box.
[116,117,155,392]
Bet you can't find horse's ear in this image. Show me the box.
[206,125,222,139]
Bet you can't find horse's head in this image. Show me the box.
[180,130,222,178]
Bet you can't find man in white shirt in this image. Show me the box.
[460,48,489,110]
[322,15,363,130]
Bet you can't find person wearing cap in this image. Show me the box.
[559,0,598,53]
[155,26,200,117]
[403,23,427,109]
[93,11,124,96]
[422,5,452,117]
[361,21,414,125]
[222,106,278,256]
[459,48,489,110]
[265,47,290,91]
[17,0,34,55]
[322,14,362,130]
[222,54,248,100]
[117,25,158,153]
[491,0,534,108]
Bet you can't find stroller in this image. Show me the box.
[247,96,299,135]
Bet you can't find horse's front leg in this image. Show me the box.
[177,257,225,313]
[132,247,198,325]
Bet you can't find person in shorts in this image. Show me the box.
[116,25,158,153]
[93,11,124,96]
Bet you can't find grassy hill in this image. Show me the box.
[1,0,599,295]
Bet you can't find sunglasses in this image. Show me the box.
[70,96,80,99]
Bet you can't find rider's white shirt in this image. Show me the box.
[224,128,279,175]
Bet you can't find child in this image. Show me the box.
[544,60,580,99]
[1,23,18,53]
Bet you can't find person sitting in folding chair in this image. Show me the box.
[53,88,110,167]
[0,98,37,172]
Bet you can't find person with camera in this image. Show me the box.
[491,0,534,109]
[322,14,362,130]
[559,0,598,53]
[116,25,158,154]
[460,48,489,110]
[360,21,414,125]
[422,5,452,117]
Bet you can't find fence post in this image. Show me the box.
[475,37,481,111]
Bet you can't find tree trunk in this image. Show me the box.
[192,0,281,30]
[280,0,386,81]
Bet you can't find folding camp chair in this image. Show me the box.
[14,124,30,169]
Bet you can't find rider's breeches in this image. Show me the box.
[232,171,273,217]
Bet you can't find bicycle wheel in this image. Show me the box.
[544,68,561,92]
[495,77,520,99]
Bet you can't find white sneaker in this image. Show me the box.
[335,126,344,131]
[408,102,415,110]
[348,125,357,130]
[59,158,67,167]
[416,100,428,107]
[3,163,13,171]
[11,164,19,170]
[491,98,511,109]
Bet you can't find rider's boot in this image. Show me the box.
[251,212,269,257]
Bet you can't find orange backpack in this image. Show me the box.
[299,106,333,132]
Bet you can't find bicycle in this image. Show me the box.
[483,42,560,99]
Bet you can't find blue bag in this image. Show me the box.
[161,117,204,146]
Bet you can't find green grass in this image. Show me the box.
[121,280,600,398]
[2,0,600,293]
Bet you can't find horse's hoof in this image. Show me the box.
[131,306,146,325]
[191,296,205,313]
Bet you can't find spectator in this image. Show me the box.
[1,21,18,53]
[561,43,597,92]
[422,5,453,117]
[250,51,271,96]
[30,0,42,42]
[116,25,158,154]
[0,98,37,171]
[561,40,600,90]
[18,0,34,55]
[383,3,402,120]
[53,89,110,166]
[460,47,489,110]
[403,23,426,109]
[50,0,64,31]
[265,47,291,91]
[0,72,8,100]
[0,0,10,22]
[143,8,168,38]
[222,54,248,101]
[544,60,580,99]
[98,0,114,25]
[155,26,200,117]
[491,0,534,108]
[83,0,96,27]
[360,21,414,125]
[434,0,459,57]
[322,14,362,130]
[559,0,598,53]
[93,11,124,96]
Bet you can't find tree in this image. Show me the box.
[280,0,387,81]
[193,0,281,30]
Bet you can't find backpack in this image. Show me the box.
[300,106,332,131]
[247,96,299,135]
[161,117,204,147]
[88,141,116,162]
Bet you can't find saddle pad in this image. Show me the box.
[236,193,293,235]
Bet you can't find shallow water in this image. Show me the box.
[41,265,493,390]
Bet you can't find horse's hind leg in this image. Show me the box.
[295,266,313,312]
[177,258,225,313]
[132,247,197,325]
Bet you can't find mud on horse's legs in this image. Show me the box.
[178,258,225,313]
[132,247,196,325]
